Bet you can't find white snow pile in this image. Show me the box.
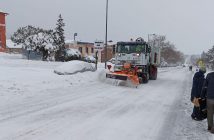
[0,52,23,60]
[65,48,81,57]
[54,60,96,75]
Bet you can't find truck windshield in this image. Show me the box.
[116,44,145,53]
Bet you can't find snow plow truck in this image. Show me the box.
[106,37,160,87]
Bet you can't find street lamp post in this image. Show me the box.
[74,33,77,42]
[73,33,78,51]
[105,0,109,69]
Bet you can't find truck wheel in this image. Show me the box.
[152,71,157,80]
[139,77,143,84]
[142,74,149,83]
[149,66,157,80]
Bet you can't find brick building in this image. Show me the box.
[101,45,116,62]
[65,40,95,57]
[0,10,8,52]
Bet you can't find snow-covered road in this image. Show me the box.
[0,54,213,140]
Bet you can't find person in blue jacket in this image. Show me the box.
[191,66,206,120]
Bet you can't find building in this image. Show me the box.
[101,44,116,62]
[65,40,95,57]
[94,40,116,62]
[0,9,8,52]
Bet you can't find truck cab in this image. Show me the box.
[106,38,159,85]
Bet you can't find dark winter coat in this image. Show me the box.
[191,70,205,101]
[201,72,214,99]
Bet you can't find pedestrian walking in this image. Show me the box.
[189,65,193,71]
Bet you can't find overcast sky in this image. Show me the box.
[1,0,214,54]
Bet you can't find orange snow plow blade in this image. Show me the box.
[106,63,140,86]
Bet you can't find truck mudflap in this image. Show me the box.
[106,73,128,81]
[106,72,140,86]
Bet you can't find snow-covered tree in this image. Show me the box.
[148,35,166,48]
[149,35,185,65]
[53,14,66,61]
[203,46,214,69]
[24,30,56,60]
[11,25,57,60]
[207,46,214,61]
[11,25,40,45]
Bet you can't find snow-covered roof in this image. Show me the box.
[65,40,74,44]
[107,41,115,46]
[0,9,4,13]
[6,40,22,49]
[65,40,94,45]
[0,9,8,14]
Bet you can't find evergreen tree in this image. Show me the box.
[53,14,66,61]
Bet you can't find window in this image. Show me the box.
[117,44,145,53]
[79,47,82,53]
[86,47,88,54]
[91,48,94,53]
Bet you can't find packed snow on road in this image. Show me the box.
[0,53,213,140]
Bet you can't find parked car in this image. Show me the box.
[83,56,96,63]
[64,48,81,61]
[108,58,116,64]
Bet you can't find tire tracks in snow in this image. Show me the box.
[1,67,193,140]
[1,83,138,140]
[0,82,113,122]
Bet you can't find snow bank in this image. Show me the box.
[0,52,23,59]
[54,60,96,75]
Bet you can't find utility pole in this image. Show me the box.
[104,0,109,69]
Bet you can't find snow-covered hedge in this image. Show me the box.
[54,60,96,75]
[65,48,81,57]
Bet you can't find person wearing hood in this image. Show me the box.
[191,66,206,120]
[201,71,214,132]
